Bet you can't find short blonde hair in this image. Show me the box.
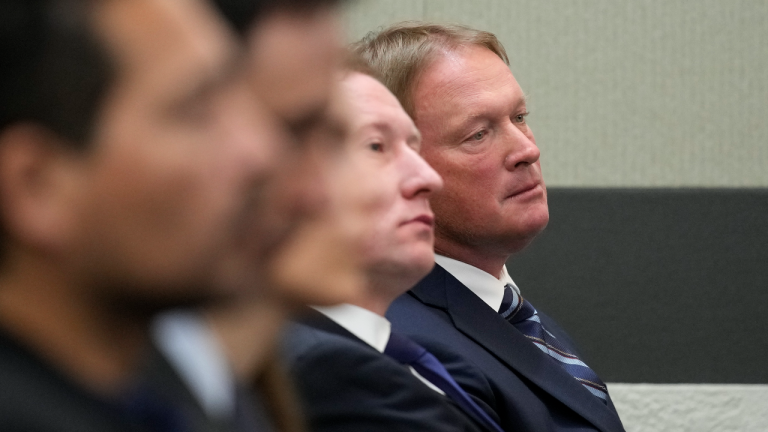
[342,49,384,82]
[351,22,509,120]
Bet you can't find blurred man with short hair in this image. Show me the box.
[151,1,363,430]
[0,0,278,430]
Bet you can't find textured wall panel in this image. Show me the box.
[608,384,768,432]
[343,0,768,186]
[343,0,424,40]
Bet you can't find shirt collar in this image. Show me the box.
[434,254,521,312]
[151,310,236,419]
[313,303,392,353]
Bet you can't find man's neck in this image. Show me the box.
[352,295,390,317]
[433,239,509,279]
[350,273,419,317]
[207,297,287,381]
[0,256,148,397]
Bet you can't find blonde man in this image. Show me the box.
[284,63,508,432]
[355,23,625,432]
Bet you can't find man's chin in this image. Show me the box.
[100,282,246,320]
[397,252,436,286]
[495,216,549,256]
[520,200,550,231]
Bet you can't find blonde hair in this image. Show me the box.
[342,49,384,82]
[351,22,509,119]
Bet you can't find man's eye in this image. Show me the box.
[514,112,530,124]
[470,130,486,141]
[175,100,214,125]
[369,142,384,152]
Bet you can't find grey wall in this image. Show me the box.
[343,0,768,187]
[506,188,768,384]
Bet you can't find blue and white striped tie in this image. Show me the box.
[499,283,609,402]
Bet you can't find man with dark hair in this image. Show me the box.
[0,0,112,148]
[148,1,357,430]
[0,0,281,430]
[356,23,626,432]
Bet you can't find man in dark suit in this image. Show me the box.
[355,23,626,431]
[0,0,281,430]
[284,69,502,432]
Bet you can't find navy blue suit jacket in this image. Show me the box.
[284,310,487,432]
[387,264,626,432]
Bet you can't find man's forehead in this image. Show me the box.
[420,46,517,97]
[343,74,419,139]
[414,46,526,124]
[246,7,341,117]
[93,0,237,92]
[318,82,351,146]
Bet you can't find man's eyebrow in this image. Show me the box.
[323,117,347,146]
[364,121,393,134]
[407,128,422,147]
[209,51,244,89]
[361,121,421,149]
[454,95,529,132]
[518,93,529,110]
[173,50,244,108]
[286,102,349,151]
[284,103,328,138]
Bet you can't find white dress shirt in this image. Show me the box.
[313,303,445,395]
[152,310,237,419]
[434,254,521,312]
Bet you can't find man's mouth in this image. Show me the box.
[403,214,435,227]
[506,182,542,199]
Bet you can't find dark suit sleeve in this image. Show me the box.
[284,325,483,432]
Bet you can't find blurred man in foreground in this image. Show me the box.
[0,0,276,430]
[283,66,505,432]
[152,1,368,430]
[356,23,626,432]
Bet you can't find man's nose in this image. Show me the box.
[284,145,331,218]
[502,124,540,171]
[224,85,282,181]
[402,146,444,198]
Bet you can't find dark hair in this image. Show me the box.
[0,0,114,260]
[0,0,114,147]
[211,0,344,36]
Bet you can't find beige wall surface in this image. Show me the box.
[342,0,768,187]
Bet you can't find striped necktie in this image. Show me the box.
[385,332,505,432]
[499,283,609,402]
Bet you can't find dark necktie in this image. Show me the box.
[499,283,609,402]
[385,332,504,432]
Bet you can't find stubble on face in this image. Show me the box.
[72,0,275,307]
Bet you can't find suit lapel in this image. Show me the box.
[411,265,624,432]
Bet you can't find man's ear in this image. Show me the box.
[0,124,86,254]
